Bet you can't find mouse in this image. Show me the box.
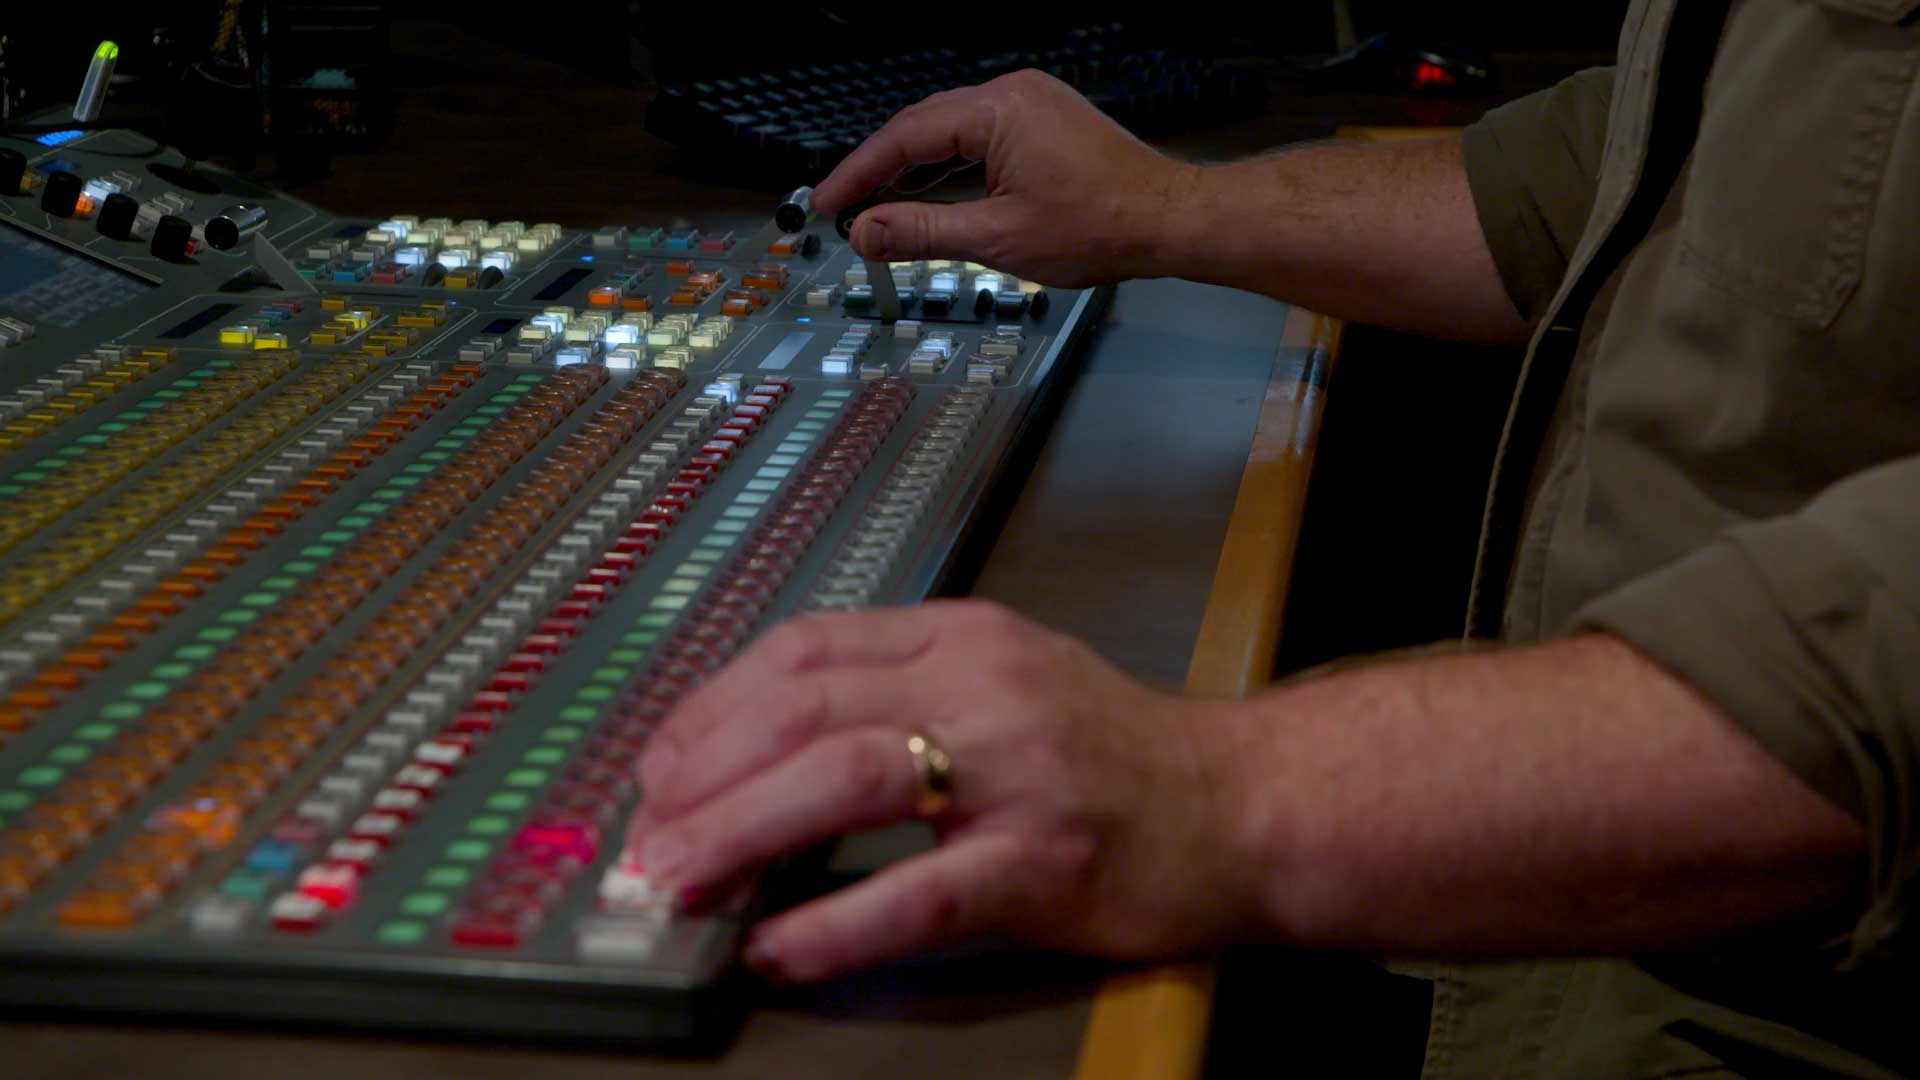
[1308,32,1494,95]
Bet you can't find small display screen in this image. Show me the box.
[0,221,154,329]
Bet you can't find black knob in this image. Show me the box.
[41,170,81,217]
[151,214,194,261]
[423,263,446,286]
[1029,289,1051,320]
[97,192,139,240]
[0,148,24,197]
[478,266,504,289]
[801,232,821,258]
[973,288,995,317]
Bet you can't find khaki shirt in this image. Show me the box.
[1441,0,1920,1075]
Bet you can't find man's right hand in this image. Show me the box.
[811,69,1196,289]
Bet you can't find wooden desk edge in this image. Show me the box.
[1071,308,1344,1080]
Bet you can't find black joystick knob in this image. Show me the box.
[96,192,139,239]
[41,170,81,217]
[150,214,194,261]
[973,288,995,317]
[423,263,447,286]
[1029,290,1051,320]
[0,149,25,197]
[478,266,504,289]
[801,233,821,259]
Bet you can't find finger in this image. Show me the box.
[813,91,999,213]
[646,607,947,758]
[848,197,1020,266]
[742,833,1026,982]
[633,727,930,893]
[640,664,931,817]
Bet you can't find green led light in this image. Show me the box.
[96,41,119,61]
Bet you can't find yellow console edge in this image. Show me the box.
[1071,307,1345,1080]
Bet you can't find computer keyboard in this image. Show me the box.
[645,24,1262,181]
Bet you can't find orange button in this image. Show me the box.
[62,650,111,672]
[6,688,58,711]
[178,562,226,582]
[57,890,145,929]
[86,630,136,652]
[157,578,204,597]
[34,668,84,691]
[0,708,31,732]
[240,516,285,535]
[134,592,184,616]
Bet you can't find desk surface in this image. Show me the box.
[3,277,1297,1079]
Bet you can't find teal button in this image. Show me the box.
[356,500,392,514]
[744,479,780,492]
[299,545,336,558]
[485,791,532,812]
[100,702,143,721]
[48,744,90,764]
[220,872,273,899]
[774,441,809,454]
[524,746,567,766]
[125,681,169,700]
[336,516,372,529]
[0,791,30,812]
[74,722,117,741]
[621,630,662,646]
[590,666,628,684]
[238,592,279,607]
[402,464,434,475]
[765,454,800,467]
[318,530,354,544]
[636,612,676,627]
[558,704,599,723]
[467,815,512,836]
[386,475,420,489]
[196,626,238,642]
[149,662,192,680]
[735,492,769,505]
[721,506,756,519]
[173,643,216,661]
[280,560,319,575]
[574,685,614,703]
[606,648,646,665]
[503,769,548,788]
[649,595,689,611]
[794,421,825,432]
[542,726,584,744]
[712,519,747,533]
[218,609,259,625]
[660,579,699,595]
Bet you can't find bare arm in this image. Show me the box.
[1230,633,1865,955]
[812,70,1530,347]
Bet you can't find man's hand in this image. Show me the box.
[811,69,1195,288]
[627,600,1263,982]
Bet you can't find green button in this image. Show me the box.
[649,595,689,611]
[356,499,392,514]
[449,425,482,437]
[574,685,614,703]
[445,839,491,862]
[712,519,747,533]
[386,475,420,489]
[98,422,129,433]
[606,648,646,665]
[416,451,449,463]
[621,630,661,646]
[467,815,512,836]
[280,560,319,575]
[721,506,756,519]
[377,920,428,945]
[675,562,712,579]
[375,488,412,502]
[299,545,336,558]
[126,681,169,700]
[260,576,299,590]
[820,388,854,398]
[484,791,531,812]
[149,662,192,680]
[794,421,826,432]
[48,744,90,764]
[220,872,273,899]
[524,746,567,766]
[766,454,800,467]
[197,626,238,642]
[402,463,434,475]
[503,768,549,788]
[12,471,44,483]
[735,492,769,506]
[0,485,20,498]
[336,515,372,529]
[745,477,783,490]
[399,892,450,917]
[636,612,676,628]
[238,592,279,608]
[318,530,354,544]
[542,726,584,744]
[218,609,259,625]
[432,439,464,451]
[173,643,216,661]
[18,766,62,787]
[0,791,30,813]
[472,405,504,416]
[74,722,117,741]
[100,702,143,721]
[76,434,110,445]
[661,579,699,594]
[558,704,598,723]
[423,865,472,889]
[590,666,627,684]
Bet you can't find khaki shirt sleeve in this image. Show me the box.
[1571,455,1920,968]
[1460,66,1617,322]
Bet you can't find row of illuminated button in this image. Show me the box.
[965,324,1027,384]
[365,376,825,951]
[0,347,172,453]
[266,373,772,940]
[0,359,448,721]
[592,226,729,255]
[595,379,916,938]
[241,369,689,934]
[807,385,990,609]
[46,366,601,929]
[586,262,656,312]
[0,354,305,615]
[214,299,307,350]
[0,365,488,918]
[0,365,511,840]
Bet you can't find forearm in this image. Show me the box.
[1223,633,1867,955]
[1158,137,1531,346]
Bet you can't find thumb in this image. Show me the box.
[851,198,1013,266]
